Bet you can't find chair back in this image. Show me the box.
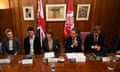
[80,32,91,51]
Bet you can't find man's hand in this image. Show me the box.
[14,52,17,55]
[73,40,78,47]
[94,45,101,51]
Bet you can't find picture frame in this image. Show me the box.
[22,6,34,21]
[46,4,66,21]
[76,4,91,21]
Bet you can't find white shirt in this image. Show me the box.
[94,33,99,42]
[71,37,77,48]
[9,39,13,50]
[29,35,35,53]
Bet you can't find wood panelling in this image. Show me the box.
[47,0,65,3]
[0,0,120,50]
[117,2,120,37]
[98,0,120,48]
[19,0,37,41]
[9,0,22,42]
[46,22,64,43]
[0,9,13,42]
[76,0,92,3]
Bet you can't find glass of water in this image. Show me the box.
[50,62,56,72]
[107,56,116,71]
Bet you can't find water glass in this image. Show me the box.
[107,57,116,71]
[50,62,56,72]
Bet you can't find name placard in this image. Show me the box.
[21,59,33,64]
[0,59,11,64]
[44,52,55,58]
[102,57,110,62]
[66,53,86,62]
[48,58,58,62]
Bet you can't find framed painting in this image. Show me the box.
[46,4,66,21]
[23,6,34,21]
[76,4,91,21]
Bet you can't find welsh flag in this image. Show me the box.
[37,0,46,47]
[64,0,74,39]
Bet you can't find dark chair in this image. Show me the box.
[80,32,91,51]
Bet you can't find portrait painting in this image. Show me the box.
[23,6,34,21]
[46,4,66,21]
[76,4,91,21]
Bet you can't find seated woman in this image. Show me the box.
[65,27,82,53]
[42,29,61,55]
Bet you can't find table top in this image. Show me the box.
[0,54,120,72]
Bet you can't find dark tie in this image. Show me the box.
[94,35,98,44]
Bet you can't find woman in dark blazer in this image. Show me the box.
[43,29,61,55]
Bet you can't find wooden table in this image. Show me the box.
[0,55,120,72]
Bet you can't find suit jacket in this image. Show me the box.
[2,37,20,55]
[65,36,82,53]
[43,37,61,55]
[24,36,41,54]
[84,33,104,53]
[114,38,120,52]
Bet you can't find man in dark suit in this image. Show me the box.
[43,29,61,55]
[114,37,120,53]
[24,27,41,55]
[2,29,20,55]
[84,25,105,54]
[65,27,82,53]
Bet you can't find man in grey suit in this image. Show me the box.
[2,29,20,55]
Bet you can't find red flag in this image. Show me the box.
[37,0,46,47]
[64,0,74,39]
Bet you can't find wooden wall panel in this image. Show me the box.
[0,9,13,42]
[98,0,120,48]
[46,22,64,43]
[76,0,92,3]
[47,0,65,3]
[9,0,23,42]
[19,0,37,42]
[117,1,120,37]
